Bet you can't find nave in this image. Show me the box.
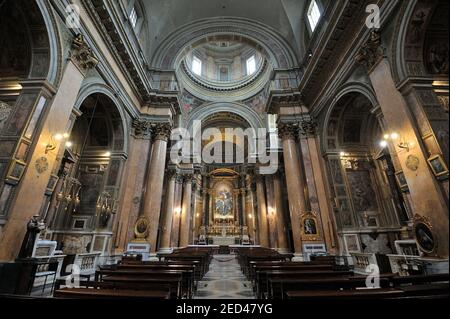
[195,254,254,299]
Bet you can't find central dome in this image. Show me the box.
[184,40,264,85]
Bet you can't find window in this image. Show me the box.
[129,6,138,29]
[192,56,202,75]
[307,0,321,32]
[246,55,256,75]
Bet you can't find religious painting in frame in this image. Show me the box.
[343,233,361,253]
[427,154,448,178]
[413,214,437,254]
[300,211,320,241]
[6,159,27,183]
[395,170,408,191]
[46,174,59,193]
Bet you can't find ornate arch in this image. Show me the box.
[321,83,379,154]
[75,82,129,154]
[151,17,299,70]
[390,0,447,84]
[186,101,266,133]
[0,0,61,84]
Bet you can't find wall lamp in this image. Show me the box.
[44,133,72,154]
[380,132,410,152]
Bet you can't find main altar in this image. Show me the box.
[205,188,244,245]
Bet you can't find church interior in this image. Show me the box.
[0,0,449,304]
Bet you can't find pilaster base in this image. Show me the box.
[292,253,304,262]
[158,247,174,254]
[276,248,292,254]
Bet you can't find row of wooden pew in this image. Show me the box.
[53,247,214,300]
[236,247,449,300]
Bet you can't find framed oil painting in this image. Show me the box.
[427,154,448,178]
[300,211,321,241]
[395,170,408,190]
[6,159,27,183]
[344,233,361,253]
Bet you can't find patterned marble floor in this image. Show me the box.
[195,254,255,299]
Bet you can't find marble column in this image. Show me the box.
[179,174,193,247]
[209,191,215,226]
[278,122,307,257]
[265,175,278,248]
[192,181,201,242]
[241,188,247,227]
[141,123,172,252]
[159,170,177,252]
[171,174,183,248]
[0,35,98,261]
[115,120,153,253]
[300,125,338,254]
[255,175,269,247]
[273,172,289,252]
[247,181,257,243]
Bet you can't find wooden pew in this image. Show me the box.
[269,277,391,299]
[249,264,334,283]
[256,270,353,299]
[286,288,405,300]
[96,269,194,298]
[54,287,170,299]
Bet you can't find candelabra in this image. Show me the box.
[96,191,117,227]
[56,176,81,213]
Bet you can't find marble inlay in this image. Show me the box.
[195,255,255,299]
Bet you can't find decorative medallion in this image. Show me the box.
[134,216,150,241]
[35,156,49,174]
[413,214,436,254]
[405,155,420,171]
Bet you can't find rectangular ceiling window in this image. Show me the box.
[307,0,321,32]
[129,7,138,29]
[246,55,256,75]
[192,56,202,75]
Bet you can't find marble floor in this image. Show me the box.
[195,254,255,299]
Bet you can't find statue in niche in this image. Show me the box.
[215,190,232,217]
[18,215,45,259]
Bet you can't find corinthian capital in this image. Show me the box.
[132,119,152,139]
[153,123,172,142]
[278,122,298,140]
[299,117,318,137]
[355,30,385,71]
[71,34,99,72]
